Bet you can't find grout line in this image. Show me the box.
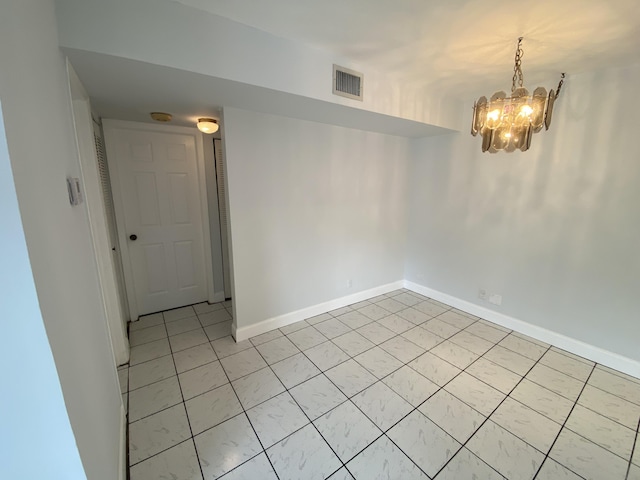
[530,364,596,479]
[126,293,638,479]
[626,418,640,480]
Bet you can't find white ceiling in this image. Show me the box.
[64,0,640,136]
[174,0,640,95]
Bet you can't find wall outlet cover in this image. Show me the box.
[489,294,502,306]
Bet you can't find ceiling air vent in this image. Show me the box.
[333,64,363,101]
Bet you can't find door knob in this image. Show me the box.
[129,234,138,241]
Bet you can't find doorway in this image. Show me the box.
[103,120,216,319]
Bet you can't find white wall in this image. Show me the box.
[406,64,640,363]
[0,1,123,478]
[0,104,86,480]
[55,0,460,131]
[223,107,409,332]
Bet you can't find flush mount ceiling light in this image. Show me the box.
[150,112,173,122]
[197,118,219,134]
[471,38,565,153]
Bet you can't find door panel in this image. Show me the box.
[108,127,207,315]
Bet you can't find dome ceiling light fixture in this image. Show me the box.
[471,37,566,153]
[197,118,219,134]
[150,112,173,122]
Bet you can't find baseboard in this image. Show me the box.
[404,281,640,379]
[234,280,404,342]
[119,404,126,480]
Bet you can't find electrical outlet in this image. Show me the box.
[489,294,502,306]
[478,288,487,301]
[347,279,352,288]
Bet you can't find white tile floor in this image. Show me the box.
[120,291,640,480]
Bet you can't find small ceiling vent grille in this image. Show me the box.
[333,65,363,101]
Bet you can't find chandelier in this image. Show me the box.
[471,38,565,153]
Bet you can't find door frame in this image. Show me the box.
[103,119,215,320]
[66,61,130,365]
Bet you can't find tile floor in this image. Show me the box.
[119,290,640,480]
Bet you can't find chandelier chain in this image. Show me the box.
[511,37,524,92]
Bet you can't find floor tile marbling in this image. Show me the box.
[130,324,168,347]
[219,348,268,381]
[408,351,461,387]
[430,340,479,369]
[387,410,461,477]
[220,453,278,480]
[332,331,375,357]
[289,374,347,420]
[382,365,439,407]
[434,447,503,480]
[271,352,321,389]
[577,384,640,429]
[286,326,328,351]
[314,400,381,462]
[347,435,428,480]
[129,403,191,465]
[246,391,309,448]
[588,367,640,406]
[526,363,585,402]
[467,420,544,480]
[379,336,425,364]
[549,428,629,480]
[465,357,521,394]
[172,342,217,374]
[356,322,396,345]
[129,440,203,480]
[483,345,535,376]
[267,424,342,480]
[339,309,376,328]
[419,389,486,444]
[534,457,584,479]
[130,338,171,366]
[510,379,575,424]
[539,349,593,382]
[211,336,252,359]
[194,414,262,480]
[490,397,561,453]
[313,317,352,339]
[325,359,378,398]
[231,366,286,410]
[255,336,300,364]
[168,328,209,353]
[129,376,183,422]
[396,307,432,326]
[351,381,413,431]
[565,404,636,459]
[184,383,243,435]
[401,326,445,350]
[165,317,201,337]
[354,346,403,379]
[128,354,176,391]
[304,340,350,371]
[444,372,505,416]
[178,360,227,400]
[448,330,494,355]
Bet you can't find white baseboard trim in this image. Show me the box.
[404,281,640,379]
[234,280,404,342]
[119,404,126,480]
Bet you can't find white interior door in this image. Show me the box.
[105,122,209,316]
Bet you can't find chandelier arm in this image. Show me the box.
[555,72,566,99]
